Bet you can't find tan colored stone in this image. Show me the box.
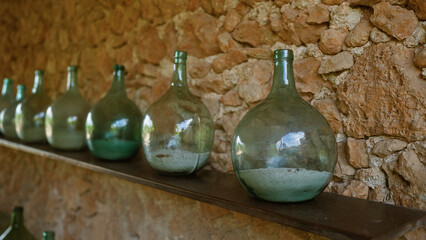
[137,26,166,64]
[201,93,221,117]
[319,28,348,55]
[306,4,330,24]
[224,9,242,32]
[294,57,331,101]
[318,51,354,74]
[212,50,248,73]
[403,227,426,240]
[235,1,251,15]
[396,149,426,190]
[348,0,383,7]
[329,3,363,31]
[188,59,211,78]
[408,0,426,20]
[334,142,356,179]
[356,167,386,189]
[372,138,408,157]
[192,74,234,94]
[274,8,327,46]
[140,0,162,23]
[370,2,418,41]
[337,42,425,141]
[342,180,369,199]
[403,23,426,48]
[221,89,242,106]
[163,22,178,58]
[191,12,221,56]
[322,0,345,5]
[241,0,267,7]
[346,138,369,168]
[243,48,273,59]
[274,0,292,7]
[369,27,392,43]
[232,20,262,47]
[312,98,343,133]
[368,186,389,202]
[217,32,241,53]
[110,5,138,34]
[414,47,426,68]
[345,19,373,47]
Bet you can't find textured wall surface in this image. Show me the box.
[0,0,425,239]
[0,146,328,240]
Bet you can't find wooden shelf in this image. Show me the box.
[0,137,424,240]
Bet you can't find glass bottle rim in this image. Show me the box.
[35,70,44,75]
[114,64,125,71]
[174,51,187,60]
[17,84,26,90]
[67,65,78,71]
[274,49,294,61]
[3,78,12,83]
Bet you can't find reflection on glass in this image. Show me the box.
[232,49,337,203]
[15,70,51,143]
[142,51,214,175]
[0,85,26,139]
[86,65,142,161]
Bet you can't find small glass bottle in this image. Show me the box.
[232,49,337,202]
[142,51,214,175]
[42,231,54,240]
[15,70,51,143]
[0,85,27,139]
[0,78,14,118]
[86,65,142,160]
[45,66,90,150]
[0,207,35,240]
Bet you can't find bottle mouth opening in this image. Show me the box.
[68,65,78,71]
[35,70,44,75]
[3,78,12,83]
[17,85,26,90]
[174,51,187,60]
[13,206,23,212]
[114,64,125,71]
[273,49,294,60]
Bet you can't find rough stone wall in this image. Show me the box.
[0,0,425,238]
[0,146,327,240]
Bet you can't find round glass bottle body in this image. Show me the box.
[15,70,51,143]
[232,49,337,202]
[86,65,142,160]
[0,85,26,139]
[45,66,90,151]
[142,51,214,175]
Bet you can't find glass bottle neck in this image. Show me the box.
[16,87,26,101]
[107,69,126,96]
[32,75,45,94]
[1,81,13,96]
[269,59,297,96]
[171,59,188,89]
[66,69,79,93]
[11,210,23,228]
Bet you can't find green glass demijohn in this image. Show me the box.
[15,70,51,143]
[0,85,27,139]
[45,66,90,151]
[0,78,14,116]
[86,65,142,160]
[42,231,54,240]
[231,49,337,202]
[0,207,35,240]
[142,51,214,175]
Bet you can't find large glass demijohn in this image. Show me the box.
[0,207,35,240]
[231,49,337,202]
[0,85,27,139]
[45,66,90,151]
[86,65,142,160]
[0,78,14,116]
[142,51,214,175]
[15,70,51,143]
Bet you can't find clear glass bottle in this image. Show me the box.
[42,231,54,240]
[0,85,27,139]
[0,207,35,240]
[86,65,142,160]
[45,66,90,150]
[232,49,337,202]
[15,70,51,143]
[142,51,214,175]
[0,78,14,119]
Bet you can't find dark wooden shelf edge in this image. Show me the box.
[0,138,425,240]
